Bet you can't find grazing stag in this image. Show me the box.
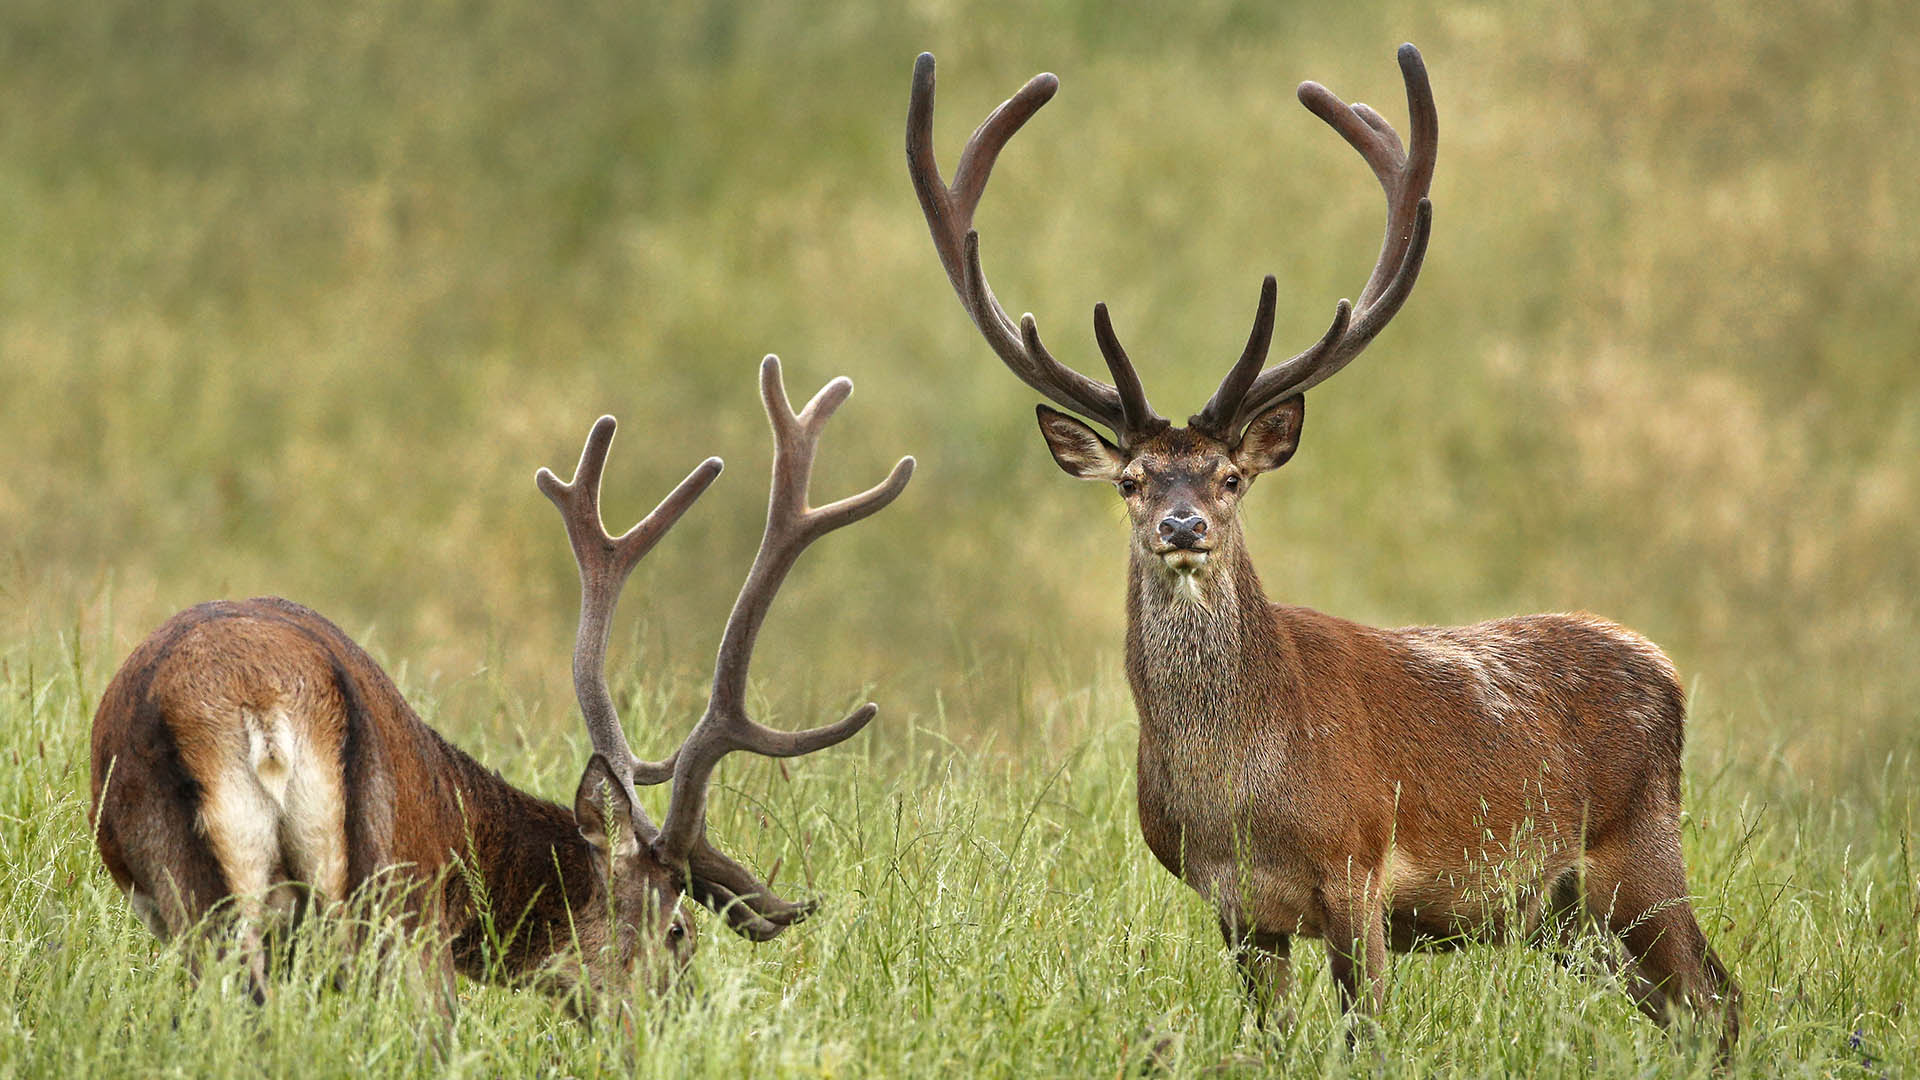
[89,356,913,1014]
[906,45,1738,1053]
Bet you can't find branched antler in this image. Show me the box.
[652,356,915,938]
[1192,44,1437,437]
[908,53,1167,445]
[537,418,723,829]
[911,45,1438,444]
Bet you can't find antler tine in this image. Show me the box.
[910,53,1163,442]
[1092,302,1161,436]
[651,356,914,932]
[1190,276,1282,435]
[1296,42,1437,312]
[537,417,724,810]
[682,848,801,940]
[1204,43,1439,437]
[907,53,1056,297]
[1229,200,1430,431]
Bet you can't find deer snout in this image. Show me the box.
[1158,511,1208,550]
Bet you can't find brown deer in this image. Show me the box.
[907,45,1738,1054]
[89,355,914,1014]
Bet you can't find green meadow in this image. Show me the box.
[1,0,1914,1075]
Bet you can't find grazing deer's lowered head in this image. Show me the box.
[908,45,1739,1058]
[90,356,913,1016]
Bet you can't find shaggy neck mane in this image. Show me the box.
[1125,542,1289,742]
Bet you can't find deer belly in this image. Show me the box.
[1380,844,1578,947]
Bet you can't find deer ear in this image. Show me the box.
[1036,405,1126,481]
[1232,395,1304,475]
[574,754,637,854]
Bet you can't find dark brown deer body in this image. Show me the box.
[90,357,913,1012]
[90,596,681,1003]
[908,46,1738,1054]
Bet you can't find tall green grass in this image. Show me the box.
[2,629,1913,1077]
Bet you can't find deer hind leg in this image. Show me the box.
[95,749,229,943]
[265,710,352,977]
[1581,825,1740,1060]
[1534,868,1615,971]
[1318,876,1388,1042]
[113,824,225,945]
[197,763,285,1004]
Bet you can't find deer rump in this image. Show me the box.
[89,597,585,976]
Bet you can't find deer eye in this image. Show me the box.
[1119,477,1138,495]
[668,923,685,940]
[1223,474,1240,492]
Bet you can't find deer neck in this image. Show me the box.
[1124,540,1290,746]
[435,743,600,981]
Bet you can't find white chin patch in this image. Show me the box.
[1161,551,1209,604]
[1162,550,1208,573]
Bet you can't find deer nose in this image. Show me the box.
[1158,511,1208,549]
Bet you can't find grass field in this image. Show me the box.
[2,0,1916,1075]
[3,638,1914,1076]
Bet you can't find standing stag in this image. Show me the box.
[907,45,1738,1053]
[90,356,913,1012]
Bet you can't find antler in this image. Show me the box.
[907,53,1167,445]
[1192,43,1438,438]
[652,356,915,939]
[537,418,724,830]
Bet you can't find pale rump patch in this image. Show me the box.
[1380,848,1425,896]
[200,706,349,906]
[257,708,349,900]
[197,743,281,902]
[196,739,282,989]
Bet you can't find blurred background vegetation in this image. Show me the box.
[2,0,1913,793]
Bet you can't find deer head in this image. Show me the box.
[537,356,914,999]
[907,46,1435,600]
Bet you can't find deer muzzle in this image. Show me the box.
[1157,511,1210,565]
